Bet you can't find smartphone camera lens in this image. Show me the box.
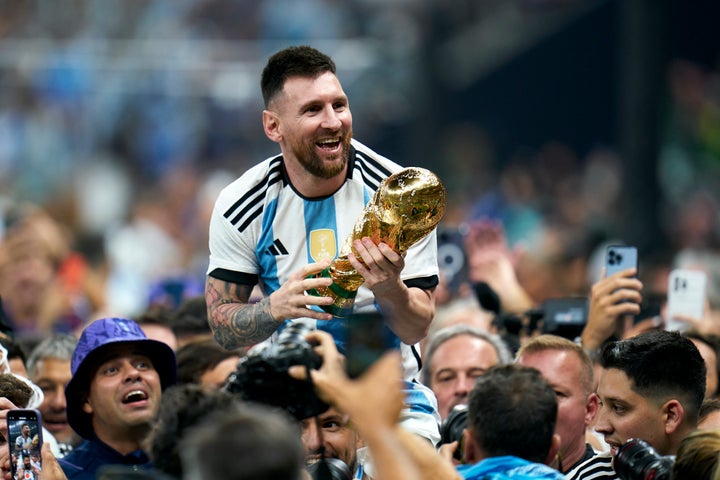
[608,250,622,266]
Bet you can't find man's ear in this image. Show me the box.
[663,399,685,435]
[82,397,93,415]
[263,110,282,143]
[545,433,561,466]
[585,392,600,427]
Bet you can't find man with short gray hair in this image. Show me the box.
[422,324,512,419]
[27,333,79,456]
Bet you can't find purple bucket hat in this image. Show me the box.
[65,317,177,439]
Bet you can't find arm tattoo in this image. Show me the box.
[206,278,279,349]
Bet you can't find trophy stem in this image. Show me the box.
[307,266,358,317]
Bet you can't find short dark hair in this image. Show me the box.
[261,45,336,107]
[181,401,304,480]
[169,295,211,338]
[467,364,557,464]
[149,384,244,478]
[600,330,706,423]
[176,340,240,386]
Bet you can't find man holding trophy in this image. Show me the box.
[205,45,445,381]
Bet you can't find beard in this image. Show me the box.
[291,131,353,179]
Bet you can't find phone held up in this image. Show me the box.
[605,245,639,278]
[666,268,707,333]
[7,408,43,478]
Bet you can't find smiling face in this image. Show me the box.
[33,357,74,444]
[594,368,671,455]
[82,344,162,445]
[264,71,353,185]
[301,407,362,472]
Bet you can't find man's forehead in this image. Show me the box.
[316,407,350,425]
[95,343,149,363]
[598,368,635,396]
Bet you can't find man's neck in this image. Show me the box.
[560,442,593,473]
[96,426,149,456]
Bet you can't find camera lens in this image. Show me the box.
[306,458,352,480]
[439,404,468,461]
[614,438,673,480]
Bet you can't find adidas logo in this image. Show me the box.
[266,239,288,256]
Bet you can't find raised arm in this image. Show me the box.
[289,330,460,480]
[581,267,643,352]
[205,260,335,349]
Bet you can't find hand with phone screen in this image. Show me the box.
[0,400,66,480]
[665,269,708,333]
[7,409,43,479]
[581,248,643,352]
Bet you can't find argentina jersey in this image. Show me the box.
[208,139,440,380]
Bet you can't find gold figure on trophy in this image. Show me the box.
[307,167,447,317]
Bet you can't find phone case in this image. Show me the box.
[7,408,43,478]
[666,269,707,332]
[605,245,638,277]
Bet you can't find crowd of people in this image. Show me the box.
[0,36,720,480]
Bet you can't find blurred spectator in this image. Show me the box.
[167,295,213,349]
[516,335,600,473]
[134,306,179,351]
[175,340,241,389]
[0,334,29,377]
[422,324,512,420]
[698,397,720,430]
[180,401,306,480]
[148,384,244,479]
[0,205,85,341]
[671,428,720,480]
[684,330,720,399]
[26,333,80,456]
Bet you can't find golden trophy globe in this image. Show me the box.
[307,167,447,317]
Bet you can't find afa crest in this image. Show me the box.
[309,229,337,262]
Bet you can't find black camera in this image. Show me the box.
[614,438,673,480]
[306,457,352,480]
[439,404,468,462]
[224,322,329,420]
[539,297,588,340]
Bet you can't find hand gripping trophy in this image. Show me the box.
[307,167,446,317]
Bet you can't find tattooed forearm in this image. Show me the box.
[206,278,280,349]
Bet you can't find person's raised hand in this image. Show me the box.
[582,267,643,351]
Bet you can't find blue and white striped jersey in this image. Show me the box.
[207,139,440,379]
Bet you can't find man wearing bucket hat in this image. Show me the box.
[58,317,177,480]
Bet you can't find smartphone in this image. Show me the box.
[437,226,468,295]
[666,269,707,333]
[540,297,589,340]
[605,245,639,277]
[343,312,398,378]
[7,409,43,478]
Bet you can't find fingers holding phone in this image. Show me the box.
[582,247,644,351]
[7,409,43,479]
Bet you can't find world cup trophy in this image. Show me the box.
[307,167,447,317]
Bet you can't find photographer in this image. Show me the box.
[290,330,568,480]
[289,330,458,480]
